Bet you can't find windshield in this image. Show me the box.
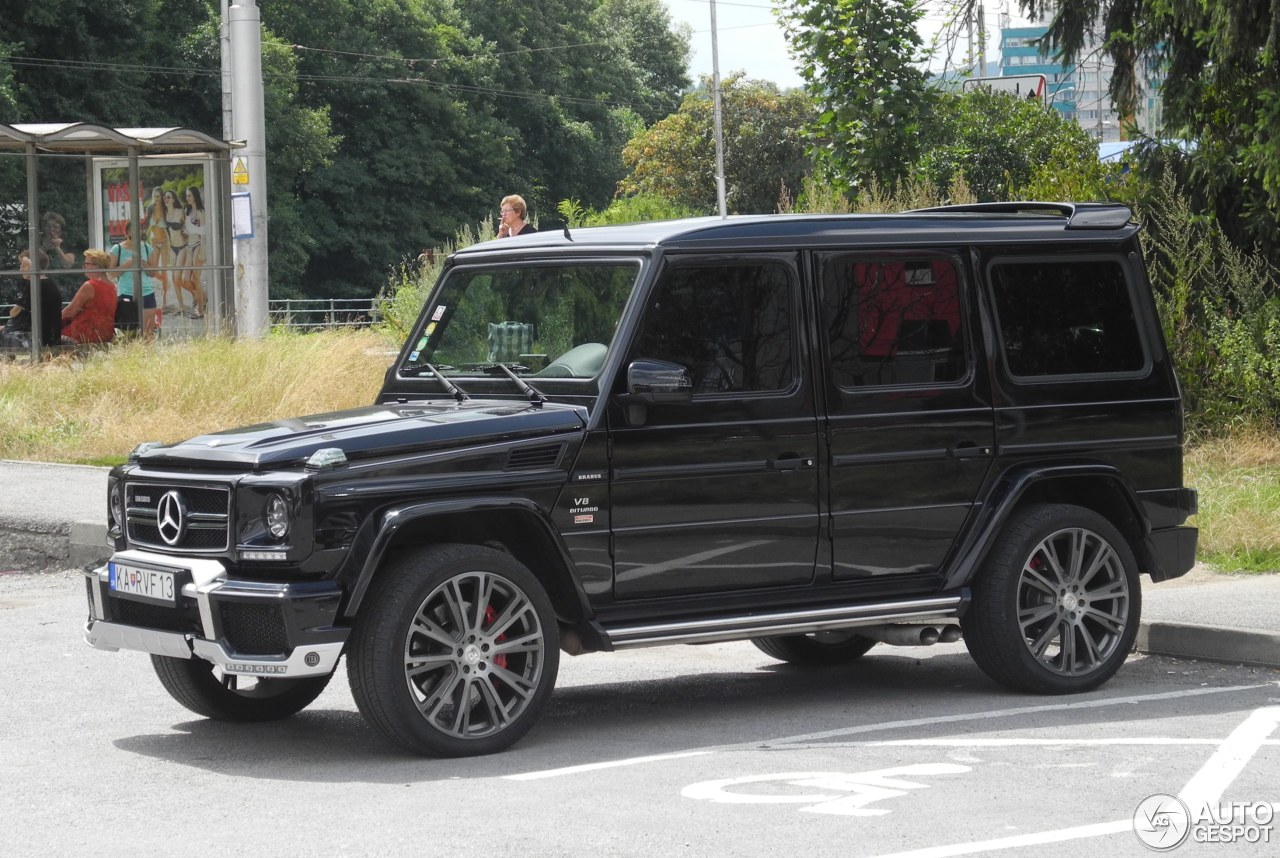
[402,260,640,379]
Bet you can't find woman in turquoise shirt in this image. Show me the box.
[111,221,161,338]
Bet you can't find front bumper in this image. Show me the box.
[84,549,349,678]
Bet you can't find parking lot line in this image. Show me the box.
[866,705,1280,858]
[507,684,1269,781]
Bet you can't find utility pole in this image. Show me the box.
[709,0,727,218]
[227,1,269,337]
[977,3,987,77]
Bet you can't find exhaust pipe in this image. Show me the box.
[938,624,962,643]
[858,624,942,647]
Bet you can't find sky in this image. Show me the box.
[662,0,1040,89]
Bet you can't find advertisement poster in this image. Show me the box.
[92,157,213,321]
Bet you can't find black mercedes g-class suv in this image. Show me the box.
[84,203,1197,757]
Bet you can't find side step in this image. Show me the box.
[599,594,966,650]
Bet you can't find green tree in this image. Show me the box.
[1015,0,1280,261]
[778,0,933,194]
[918,89,1103,202]
[455,0,690,218]
[618,75,814,214]
[261,0,508,299]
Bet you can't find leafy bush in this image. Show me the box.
[377,219,498,339]
[1140,172,1280,435]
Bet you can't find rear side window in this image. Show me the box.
[988,257,1146,378]
[821,255,966,387]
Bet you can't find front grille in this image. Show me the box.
[220,602,288,655]
[107,596,201,635]
[125,482,231,553]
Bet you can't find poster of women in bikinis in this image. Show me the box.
[91,158,215,328]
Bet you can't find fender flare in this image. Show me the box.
[342,495,591,620]
[941,463,1148,591]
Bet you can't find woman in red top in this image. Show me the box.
[61,248,118,344]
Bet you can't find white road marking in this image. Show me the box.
[758,684,1272,748]
[780,737,1280,749]
[1179,705,1280,812]
[505,750,711,781]
[682,765,970,816]
[864,705,1280,858]
[505,683,1268,780]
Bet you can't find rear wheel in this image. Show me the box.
[348,544,559,757]
[751,630,877,665]
[151,655,332,721]
[962,503,1140,694]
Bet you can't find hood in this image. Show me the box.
[134,399,588,470]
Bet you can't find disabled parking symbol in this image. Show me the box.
[682,763,970,816]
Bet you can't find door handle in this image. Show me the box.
[770,455,816,472]
[949,442,993,459]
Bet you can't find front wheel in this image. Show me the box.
[962,503,1141,694]
[151,655,332,721]
[348,544,559,757]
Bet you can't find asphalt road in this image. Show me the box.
[4,570,1277,858]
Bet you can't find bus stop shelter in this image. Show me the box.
[0,122,239,360]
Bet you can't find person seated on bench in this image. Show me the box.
[0,249,63,348]
[61,248,118,345]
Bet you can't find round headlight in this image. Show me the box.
[265,493,290,540]
[109,484,124,528]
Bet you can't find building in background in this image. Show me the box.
[998,20,1163,142]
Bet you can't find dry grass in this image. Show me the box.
[0,329,395,465]
[1186,433,1280,573]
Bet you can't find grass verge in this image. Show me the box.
[0,329,393,466]
[1186,433,1280,574]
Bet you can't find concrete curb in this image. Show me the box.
[1137,621,1280,669]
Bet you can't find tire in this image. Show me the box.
[151,654,332,721]
[962,503,1141,694]
[751,630,877,665]
[348,544,560,757]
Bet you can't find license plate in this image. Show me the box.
[109,561,178,606]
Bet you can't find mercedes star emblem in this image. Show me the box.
[156,490,187,546]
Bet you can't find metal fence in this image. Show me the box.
[268,298,379,330]
[2,297,380,336]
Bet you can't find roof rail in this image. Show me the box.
[908,201,1133,230]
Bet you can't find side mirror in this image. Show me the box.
[615,359,693,425]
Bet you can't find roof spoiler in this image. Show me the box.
[908,202,1134,230]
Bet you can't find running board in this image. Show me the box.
[600,594,966,650]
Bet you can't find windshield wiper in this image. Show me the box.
[422,363,469,403]
[483,363,546,408]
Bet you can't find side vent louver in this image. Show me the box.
[506,444,564,470]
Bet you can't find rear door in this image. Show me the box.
[816,251,995,586]
[606,253,821,600]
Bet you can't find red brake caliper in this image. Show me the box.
[484,605,508,669]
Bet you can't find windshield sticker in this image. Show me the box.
[432,306,446,321]
[416,337,428,350]
[425,323,436,336]
[408,350,420,361]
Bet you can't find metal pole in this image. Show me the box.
[709,0,728,218]
[220,0,233,140]
[25,142,41,361]
[228,1,270,338]
[127,147,143,316]
[977,3,987,76]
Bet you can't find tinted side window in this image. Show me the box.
[633,262,793,393]
[989,258,1145,377]
[821,256,965,387]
